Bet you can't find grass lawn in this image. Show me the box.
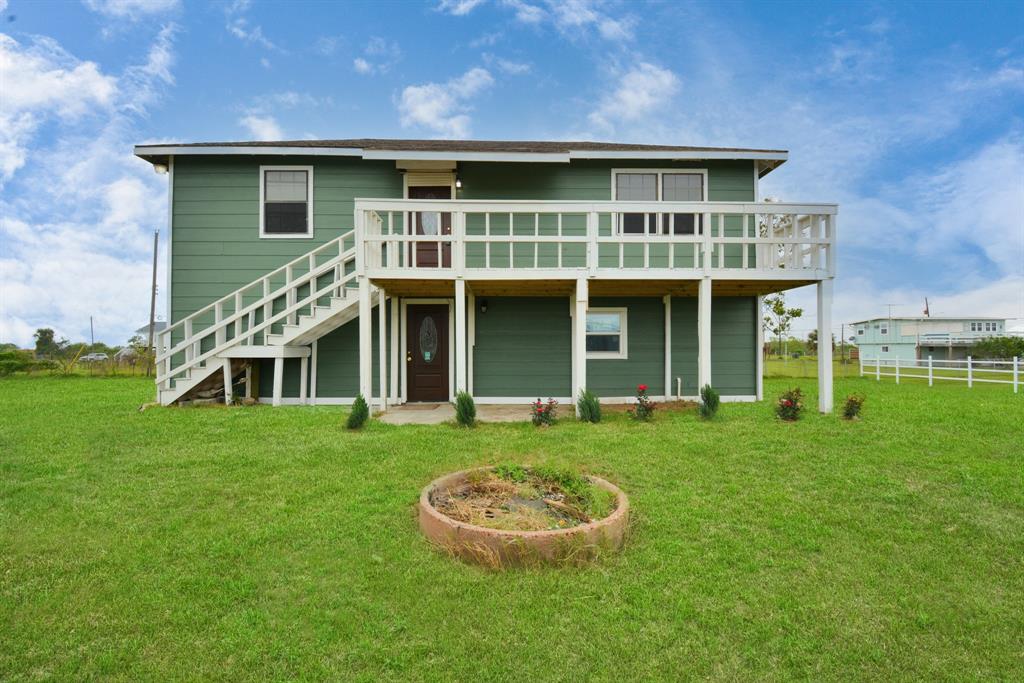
[2,376,1022,680]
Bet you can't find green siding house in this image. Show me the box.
[135,139,839,413]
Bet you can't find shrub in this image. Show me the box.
[776,387,804,421]
[577,390,601,423]
[347,394,369,430]
[454,391,476,427]
[531,398,558,426]
[0,350,33,376]
[842,393,865,420]
[698,384,720,419]
[628,383,655,421]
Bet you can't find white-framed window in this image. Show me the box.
[985,322,997,332]
[857,328,864,336]
[970,322,980,332]
[880,326,888,335]
[259,165,314,238]
[611,168,708,235]
[881,345,889,353]
[585,308,627,359]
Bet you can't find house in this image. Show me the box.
[852,316,1009,362]
[134,138,838,412]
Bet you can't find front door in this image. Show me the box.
[407,304,449,402]
[408,185,452,268]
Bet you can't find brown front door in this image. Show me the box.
[407,304,449,402]
[408,185,452,268]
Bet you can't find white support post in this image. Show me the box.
[928,356,933,387]
[378,287,388,411]
[244,363,253,399]
[358,276,372,404]
[390,297,399,403]
[967,356,973,388]
[697,277,712,391]
[876,358,881,381]
[455,279,467,395]
[816,278,833,413]
[467,289,476,396]
[895,359,900,384]
[299,356,309,405]
[1013,357,1019,394]
[572,278,588,413]
[272,356,284,407]
[222,358,233,405]
[755,295,764,401]
[663,295,672,401]
[310,340,318,405]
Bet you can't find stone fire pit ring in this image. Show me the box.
[418,468,630,567]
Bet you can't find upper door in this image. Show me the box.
[408,185,452,268]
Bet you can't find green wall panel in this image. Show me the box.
[472,297,571,397]
[586,297,665,396]
[710,296,757,396]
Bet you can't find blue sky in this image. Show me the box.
[1,0,1023,346]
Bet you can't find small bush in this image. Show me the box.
[628,383,655,421]
[842,393,865,420]
[698,384,720,419]
[577,390,601,423]
[776,387,804,421]
[347,394,369,429]
[531,398,558,426]
[454,391,476,427]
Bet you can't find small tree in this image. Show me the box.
[347,394,370,429]
[33,328,63,358]
[577,390,601,423]
[454,391,476,427]
[698,384,720,419]
[763,294,803,359]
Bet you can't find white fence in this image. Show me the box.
[860,356,1020,393]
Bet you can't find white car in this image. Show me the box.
[81,353,109,362]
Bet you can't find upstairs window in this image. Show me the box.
[260,166,313,238]
[880,326,888,335]
[612,169,706,235]
[585,308,628,359]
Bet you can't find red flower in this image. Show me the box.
[783,399,792,407]
[637,384,647,392]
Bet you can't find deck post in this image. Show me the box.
[272,356,283,407]
[358,276,372,405]
[573,277,588,413]
[928,356,933,386]
[455,279,467,395]
[310,340,318,405]
[967,356,973,388]
[222,358,233,405]
[697,277,712,392]
[467,288,475,396]
[378,287,388,411]
[390,297,399,403]
[299,356,309,405]
[816,278,833,413]
[663,294,671,401]
[244,363,252,399]
[755,295,764,401]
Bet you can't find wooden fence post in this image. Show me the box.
[928,356,933,387]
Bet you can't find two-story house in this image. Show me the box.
[135,139,838,413]
[853,316,1009,362]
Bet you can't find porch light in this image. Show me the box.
[153,163,168,174]
[455,174,462,189]
[480,299,488,314]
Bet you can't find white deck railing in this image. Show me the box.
[353,199,837,279]
[861,356,1020,393]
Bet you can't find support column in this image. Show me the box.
[244,364,252,400]
[299,356,309,405]
[698,277,712,391]
[467,288,475,396]
[378,287,388,411]
[817,278,834,413]
[272,356,284,407]
[222,358,234,404]
[358,276,372,403]
[455,279,467,394]
[756,295,764,401]
[310,340,318,405]
[663,295,672,400]
[390,297,399,403]
[572,278,588,413]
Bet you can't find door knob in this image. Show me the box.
[406,353,412,362]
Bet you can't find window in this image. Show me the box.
[612,169,706,235]
[881,345,889,353]
[260,166,313,237]
[880,326,888,335]
[857,328,864,335]
[586,308,627,359]
[985,322,997,332]
[970,322,980,332]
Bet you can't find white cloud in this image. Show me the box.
[437,0,485,15]
[0,34,118,183]
[0,0,8,13]
[82,0,179,18]
[238,114,283,140]
[483,53,531,75]
[353,57,372,75]
[224,0,281,52]
[398,67,494,138]
[313,35,343,56]
[588,62,679,132]
[352,37,401,75]
[499,0,633,39]
[502,0,545,24]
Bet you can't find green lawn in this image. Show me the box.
[2,376,1022,681]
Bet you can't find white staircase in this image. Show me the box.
[155,230,361,405]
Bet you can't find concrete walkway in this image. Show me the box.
[378,403,529,425]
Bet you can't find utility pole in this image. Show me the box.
[147,230,159,376]
[90,316,94,346]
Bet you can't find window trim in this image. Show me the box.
[585,307,628,360]
[259,165,315,239]
[610,168,709,236]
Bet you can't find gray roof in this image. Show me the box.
[851,316,1006,324]
[134,321,169,335]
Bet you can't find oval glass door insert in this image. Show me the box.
[419,316,438,363]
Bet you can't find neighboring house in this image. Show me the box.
[135,138,838,411]
[852,317,1009,362]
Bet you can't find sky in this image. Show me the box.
[1,0,1023,347]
